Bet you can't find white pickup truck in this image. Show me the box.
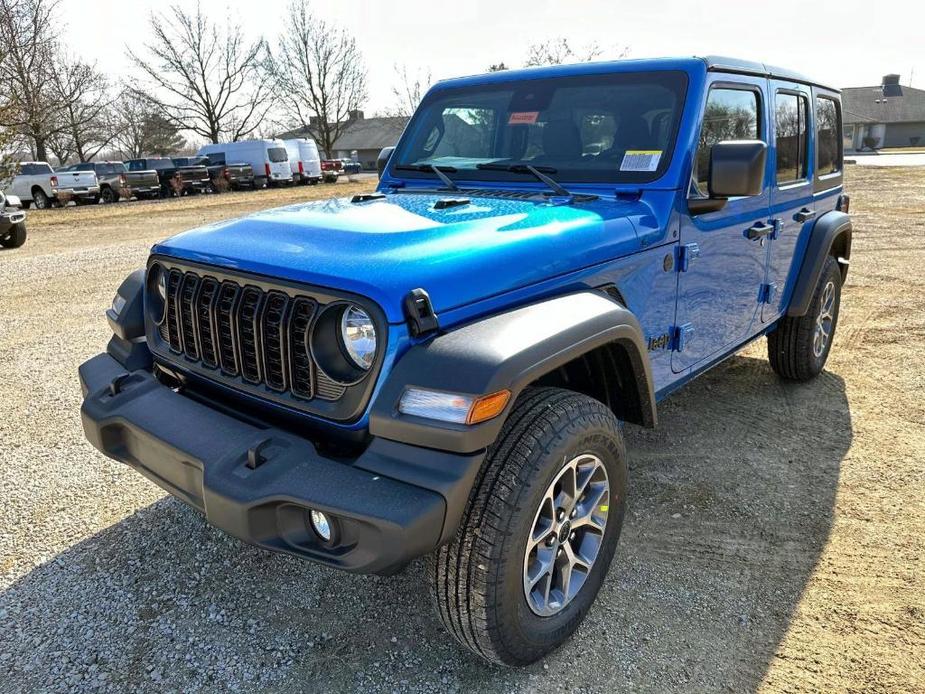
[3,161,100,208]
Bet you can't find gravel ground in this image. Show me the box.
[1,169,923,692]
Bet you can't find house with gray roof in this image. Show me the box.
[842,74,925,150]
[279,112,409,170]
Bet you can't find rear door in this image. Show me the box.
[672,76,772,372]
[764,80,813,322]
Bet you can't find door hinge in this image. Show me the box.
[672,323,694,352]
[769,218,782,240]
[758,283,778,305]
[676,243,700,272]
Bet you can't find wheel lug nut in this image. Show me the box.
[570,509,576,518]
[557,510,565,521]
[570,532,576,541]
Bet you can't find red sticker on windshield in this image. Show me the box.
[508,111,539,125]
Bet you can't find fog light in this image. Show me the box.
[309,510,332,542]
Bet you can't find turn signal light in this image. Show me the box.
[399,388,511,425]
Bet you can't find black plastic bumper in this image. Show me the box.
[79,353,485,574]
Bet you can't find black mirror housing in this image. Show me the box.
[377,146,395,179]
[708,140,767,198]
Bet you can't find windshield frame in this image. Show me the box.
[389,69,689,188]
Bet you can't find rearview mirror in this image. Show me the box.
[690,140,767,214]
[377,146,395,179]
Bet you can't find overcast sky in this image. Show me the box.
[63,0,924,116]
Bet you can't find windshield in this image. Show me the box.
[392,71,687,184]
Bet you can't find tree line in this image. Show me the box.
[0,0,626,168]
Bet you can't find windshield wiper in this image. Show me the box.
[475,162,577,198]
[393,163,459,191]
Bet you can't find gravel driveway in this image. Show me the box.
[1,172,922,692]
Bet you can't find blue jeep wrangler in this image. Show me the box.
[80,56,851,665]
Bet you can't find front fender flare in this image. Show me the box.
[369,291,656,454]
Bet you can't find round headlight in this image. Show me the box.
[146,263,167,323]
[340,305,377,370]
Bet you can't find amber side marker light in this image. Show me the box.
[398,388,512,425]
[467,390,512,425]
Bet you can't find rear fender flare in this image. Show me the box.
[787,211,852,317]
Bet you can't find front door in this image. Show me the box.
[672,77,772,372]
[764,80,814,322]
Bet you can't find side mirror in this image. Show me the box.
[690,140,767,214]
[377,146,395,179]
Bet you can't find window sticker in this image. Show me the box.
[620,150,662,172]
[508,111,539,125]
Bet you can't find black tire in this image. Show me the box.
[31,187,50,209]
[1,222,27,248]
[428,387,627,666]
[100,186,118,203]
[768,255,842,381]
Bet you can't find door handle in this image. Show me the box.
[746,222,773,240]
[795,208,816,223]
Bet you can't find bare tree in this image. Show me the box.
[51,56,117,162]
[524,37,627,67]
[265,0,367,157]
[111,89,185,158]
[0,0,64,161]
[383,63,431,118]
[487,62,508,72]
[128,3,271,143]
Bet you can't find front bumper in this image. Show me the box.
[79,353,484,574]
[0,209,25,228]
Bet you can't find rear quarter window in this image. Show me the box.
[816,96,842,176]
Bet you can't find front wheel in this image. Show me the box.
[428,387,626,666]
[101,186,118,203]
[1,222,27,248]
[768,255,842,381]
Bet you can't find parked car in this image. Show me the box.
[197,140,291,188]
[339,158,362,176]
[2,162,58,208]
[169,157,211,195]
[61,161,160,203]
[55,167,101,205]
[125,157,182,198]
[178,155,255,192]
[80,57,851,667]
[320,158,341,183]
[0,189,26,248]
[282,138,322,185]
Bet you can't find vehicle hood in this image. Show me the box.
[153,191,669,323]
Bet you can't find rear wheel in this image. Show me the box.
[1,223,27,248]
[428,387,626,666]
[31,188,50,209]
[768,255,842,381]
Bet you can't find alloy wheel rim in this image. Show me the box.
[523,453,610,617]
[813,280,836,358]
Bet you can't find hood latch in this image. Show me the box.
[403,288,440,337]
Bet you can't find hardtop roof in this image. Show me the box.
[432,56,838,93]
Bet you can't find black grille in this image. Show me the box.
[157,269,333,401]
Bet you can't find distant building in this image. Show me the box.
[842,74,925,150]
[278,111,409,170]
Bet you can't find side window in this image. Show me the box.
[128,160,141,171]
[816,97,841,176]
[693,87,760,191]
[207,152,226,166]
[775,92,809,184]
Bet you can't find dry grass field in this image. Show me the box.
[0,168,922,692]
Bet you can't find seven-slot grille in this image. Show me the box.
[155,268,346,402]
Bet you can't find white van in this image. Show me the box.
[197,139,292,188]
[282,138,322,185]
